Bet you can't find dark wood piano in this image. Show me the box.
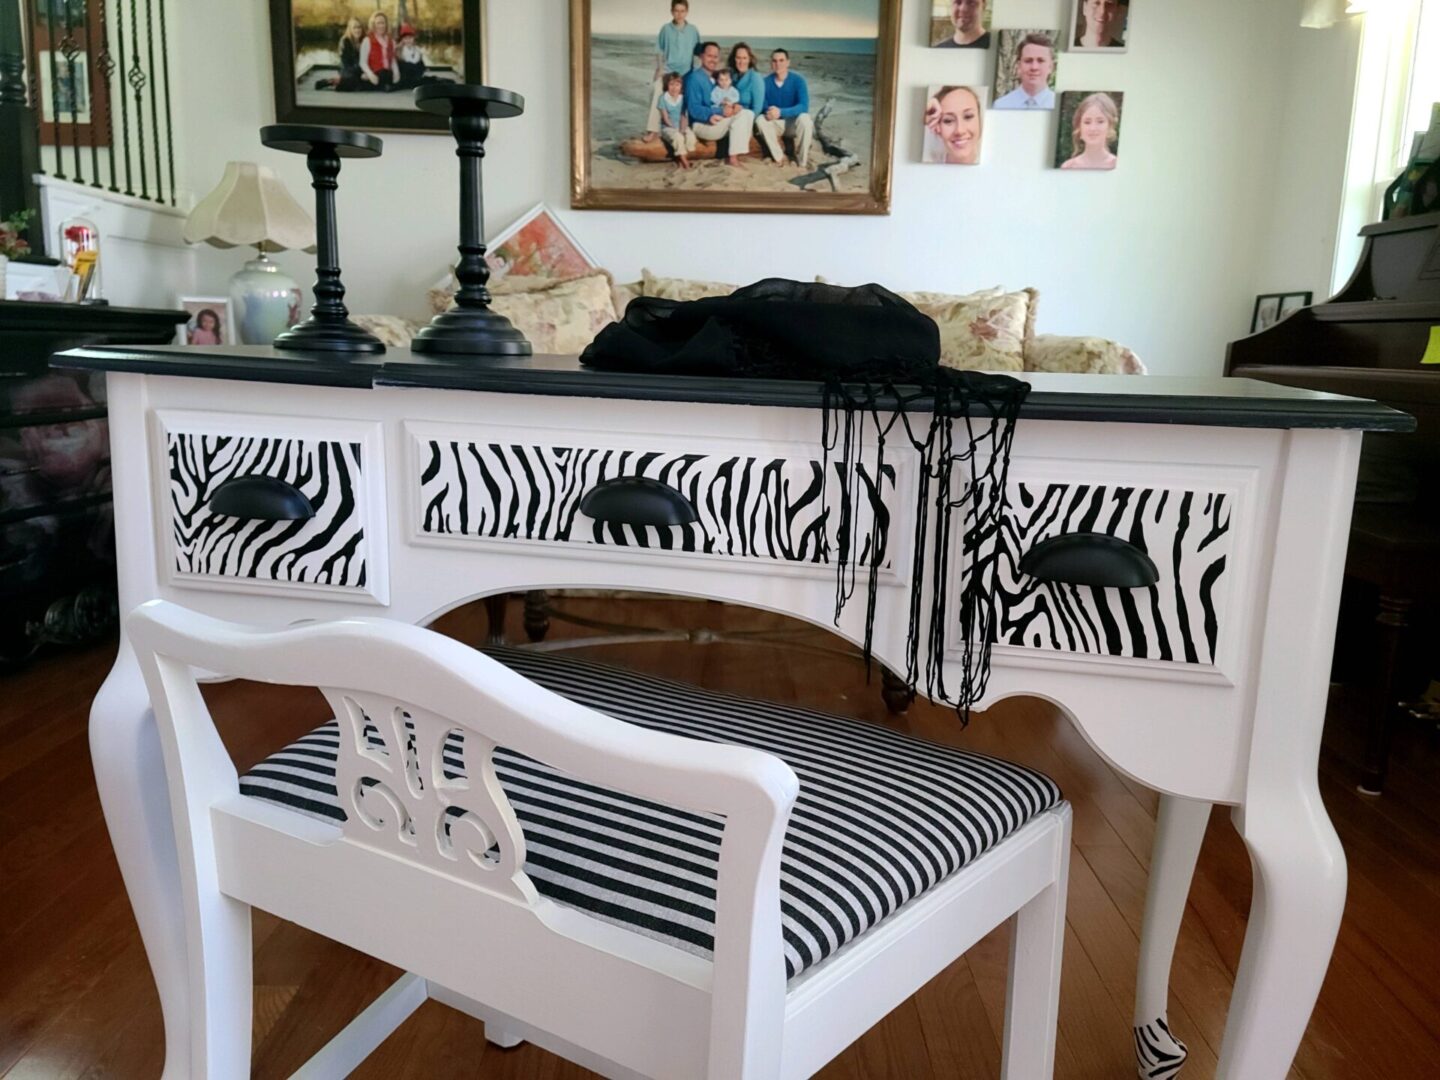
[1227,210,1440,793]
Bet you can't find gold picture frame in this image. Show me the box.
[570,0,902,215]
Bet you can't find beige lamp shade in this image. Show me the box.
[184,161,317,253]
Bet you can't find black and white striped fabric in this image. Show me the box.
[416,440,893,568]
[240,647,1062,980]
[168,432,369,588]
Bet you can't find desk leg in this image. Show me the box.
[1133,794,1210,1079]
[91,638,192,1080]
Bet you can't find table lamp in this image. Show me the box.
[183,162,316,345]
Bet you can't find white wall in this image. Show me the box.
[171,0,1353,377]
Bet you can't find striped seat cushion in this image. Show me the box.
[240,646,1062,980]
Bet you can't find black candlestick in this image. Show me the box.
[411,84,531,357]
[260,124,385,355]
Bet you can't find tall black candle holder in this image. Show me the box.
[411,84,531,357]
[260,124,386,355]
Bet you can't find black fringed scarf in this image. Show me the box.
[580,278,1029,721]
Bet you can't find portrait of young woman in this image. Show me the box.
[922,84,983,165]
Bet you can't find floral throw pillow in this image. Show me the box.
[351,313,423,348]
[487,270,619,354]
[899,287,1036,372]
[641,268,736,302]
[1024,334,1147,375]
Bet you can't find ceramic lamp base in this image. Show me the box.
[230,254,303,345]
[412,306,533,356]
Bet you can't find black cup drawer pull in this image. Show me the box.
[1019,532,1159,589]
[208,475,315,522]
[580,477,699,528]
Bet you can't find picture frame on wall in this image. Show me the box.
[921,85,986,165]
[1055,91,1123,170]
[177,297,234,347]
[267,0,485,133]
[27,1,113,148]
[570,0,903,215]
[486,204,598,283]
[1069,0,1130,52]
[930,0,991,48]
[1251,291,1312,334]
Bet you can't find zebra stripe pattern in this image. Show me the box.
[239,646,1063,980]
[168,432,369,589]
[976,482,1232,664]
[1134,1016,1188,1079]
[416,440,894,568]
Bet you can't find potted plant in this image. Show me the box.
[0,209,37,298]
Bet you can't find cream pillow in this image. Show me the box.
[900,287,1036,372]
[351,314,423,347]
[487,270,619,354]
[641,268,736,302]
[612,279,643,317]
[1025,334,1146,375]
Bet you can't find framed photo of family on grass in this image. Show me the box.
[268,0,485,133]
[570,0,903,215]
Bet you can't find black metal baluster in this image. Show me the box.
[126,0,146,198]
[155,0,171,203]
[81,0,98,185]
[113,0,131,195]
[140,0,158,203]
[45,1,64,177]
[97,0,115,191]
[1,0,27,105]
[59,0,81,181]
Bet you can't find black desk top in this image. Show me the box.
[52,344,1415,432]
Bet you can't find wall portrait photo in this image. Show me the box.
[571,0,903,215]
[268,0,484,133]
[1055,90,1123,170]
[1070,0,1129,52]
[991,29,1058,111]
[922,85,984,165]
[930,0,990,49]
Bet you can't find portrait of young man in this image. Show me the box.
[992,29,1057,111]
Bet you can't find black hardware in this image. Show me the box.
[1019,532,1159,589]
[261,124,386,355]
[580,477,698,528]
[209,475,314,522]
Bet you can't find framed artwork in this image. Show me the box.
[921,85,985,165]
[570,0,904,215]
[1069,0,1130,52]
[930,0,991,48]
[177,297,233,347]
[486,204,598,282]
[1251,291,1312,334]
[992,29,1059,111]
[27,1,112,148]
[268,0,485,133]
[1055,91,1123,170]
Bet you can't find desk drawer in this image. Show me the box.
[156,412,388,603]
[413,436,898,574]
[974,479,1234,666]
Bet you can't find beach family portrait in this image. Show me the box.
[269,0,484,132]
[571,0,902,214]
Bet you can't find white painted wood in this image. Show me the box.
[1002,805,1071,1079]
[91,369,1367,1078]
[290,973,428,1080]
[1132,794,1211,1077]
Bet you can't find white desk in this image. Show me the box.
[59,344,1409,1079]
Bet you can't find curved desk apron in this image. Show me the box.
[55,344,1411,1080]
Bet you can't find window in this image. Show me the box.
[1400,0,1440,162]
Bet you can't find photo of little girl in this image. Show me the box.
[178,297,231,346]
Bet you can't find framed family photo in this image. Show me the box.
[570,0,904,215]
[930,0,991,49]
[268,0,485,133]
[1069,0,1129,52]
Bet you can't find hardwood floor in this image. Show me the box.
[3,595,1439,1078]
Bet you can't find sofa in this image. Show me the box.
[356,268,1146,375]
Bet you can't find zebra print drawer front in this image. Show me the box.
[158,413,388,603]
[413,438,897,573]
[978,481,1233,666]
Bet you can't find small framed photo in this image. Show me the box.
[922,85,986,165]
[177,297,233,346]
[1070,0,1130,52]
[486,204,598,283]
[1055,91,1124,170]
[1251,291,1312,333]
[931,0,991,48]
[992,29,1059,111]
